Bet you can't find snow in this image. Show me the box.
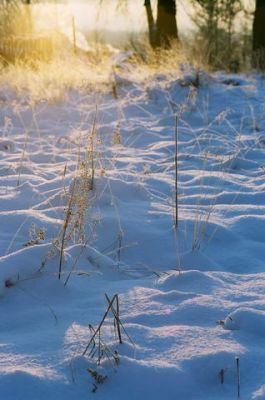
[1,61,265,399]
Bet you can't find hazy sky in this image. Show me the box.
[65,0,255,32]
[34,0,255,38]
[34,0,195,34]
[69,0,195,32]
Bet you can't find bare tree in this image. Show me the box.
[191,0,242,68]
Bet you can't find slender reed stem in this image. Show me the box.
[90,103,98,190]
[175,115,178,227]
[236,356,240,398]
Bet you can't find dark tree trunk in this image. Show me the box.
[156,0,178,48]
[144,0,178,48]
[253,0,265,68]
[144,0,158,48]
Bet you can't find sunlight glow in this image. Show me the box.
[32,1,194,37]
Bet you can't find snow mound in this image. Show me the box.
[157,270,224,294]
[224,307,265,335]
[0,243,127,294]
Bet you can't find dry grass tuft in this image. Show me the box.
[125,39,209,82]
[0,49,114,104]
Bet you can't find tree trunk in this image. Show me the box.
[144,0,158,48]
[156,0,178,48]
[253,0,265,68]
[144,0,178,48]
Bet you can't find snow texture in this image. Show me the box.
[1,63,265,399]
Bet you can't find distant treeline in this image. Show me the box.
[1,0,265,70]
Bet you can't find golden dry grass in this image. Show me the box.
[0,48,115,103]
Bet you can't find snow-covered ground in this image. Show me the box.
[1,62,265,399]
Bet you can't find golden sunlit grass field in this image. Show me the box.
[0,2,210,104]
